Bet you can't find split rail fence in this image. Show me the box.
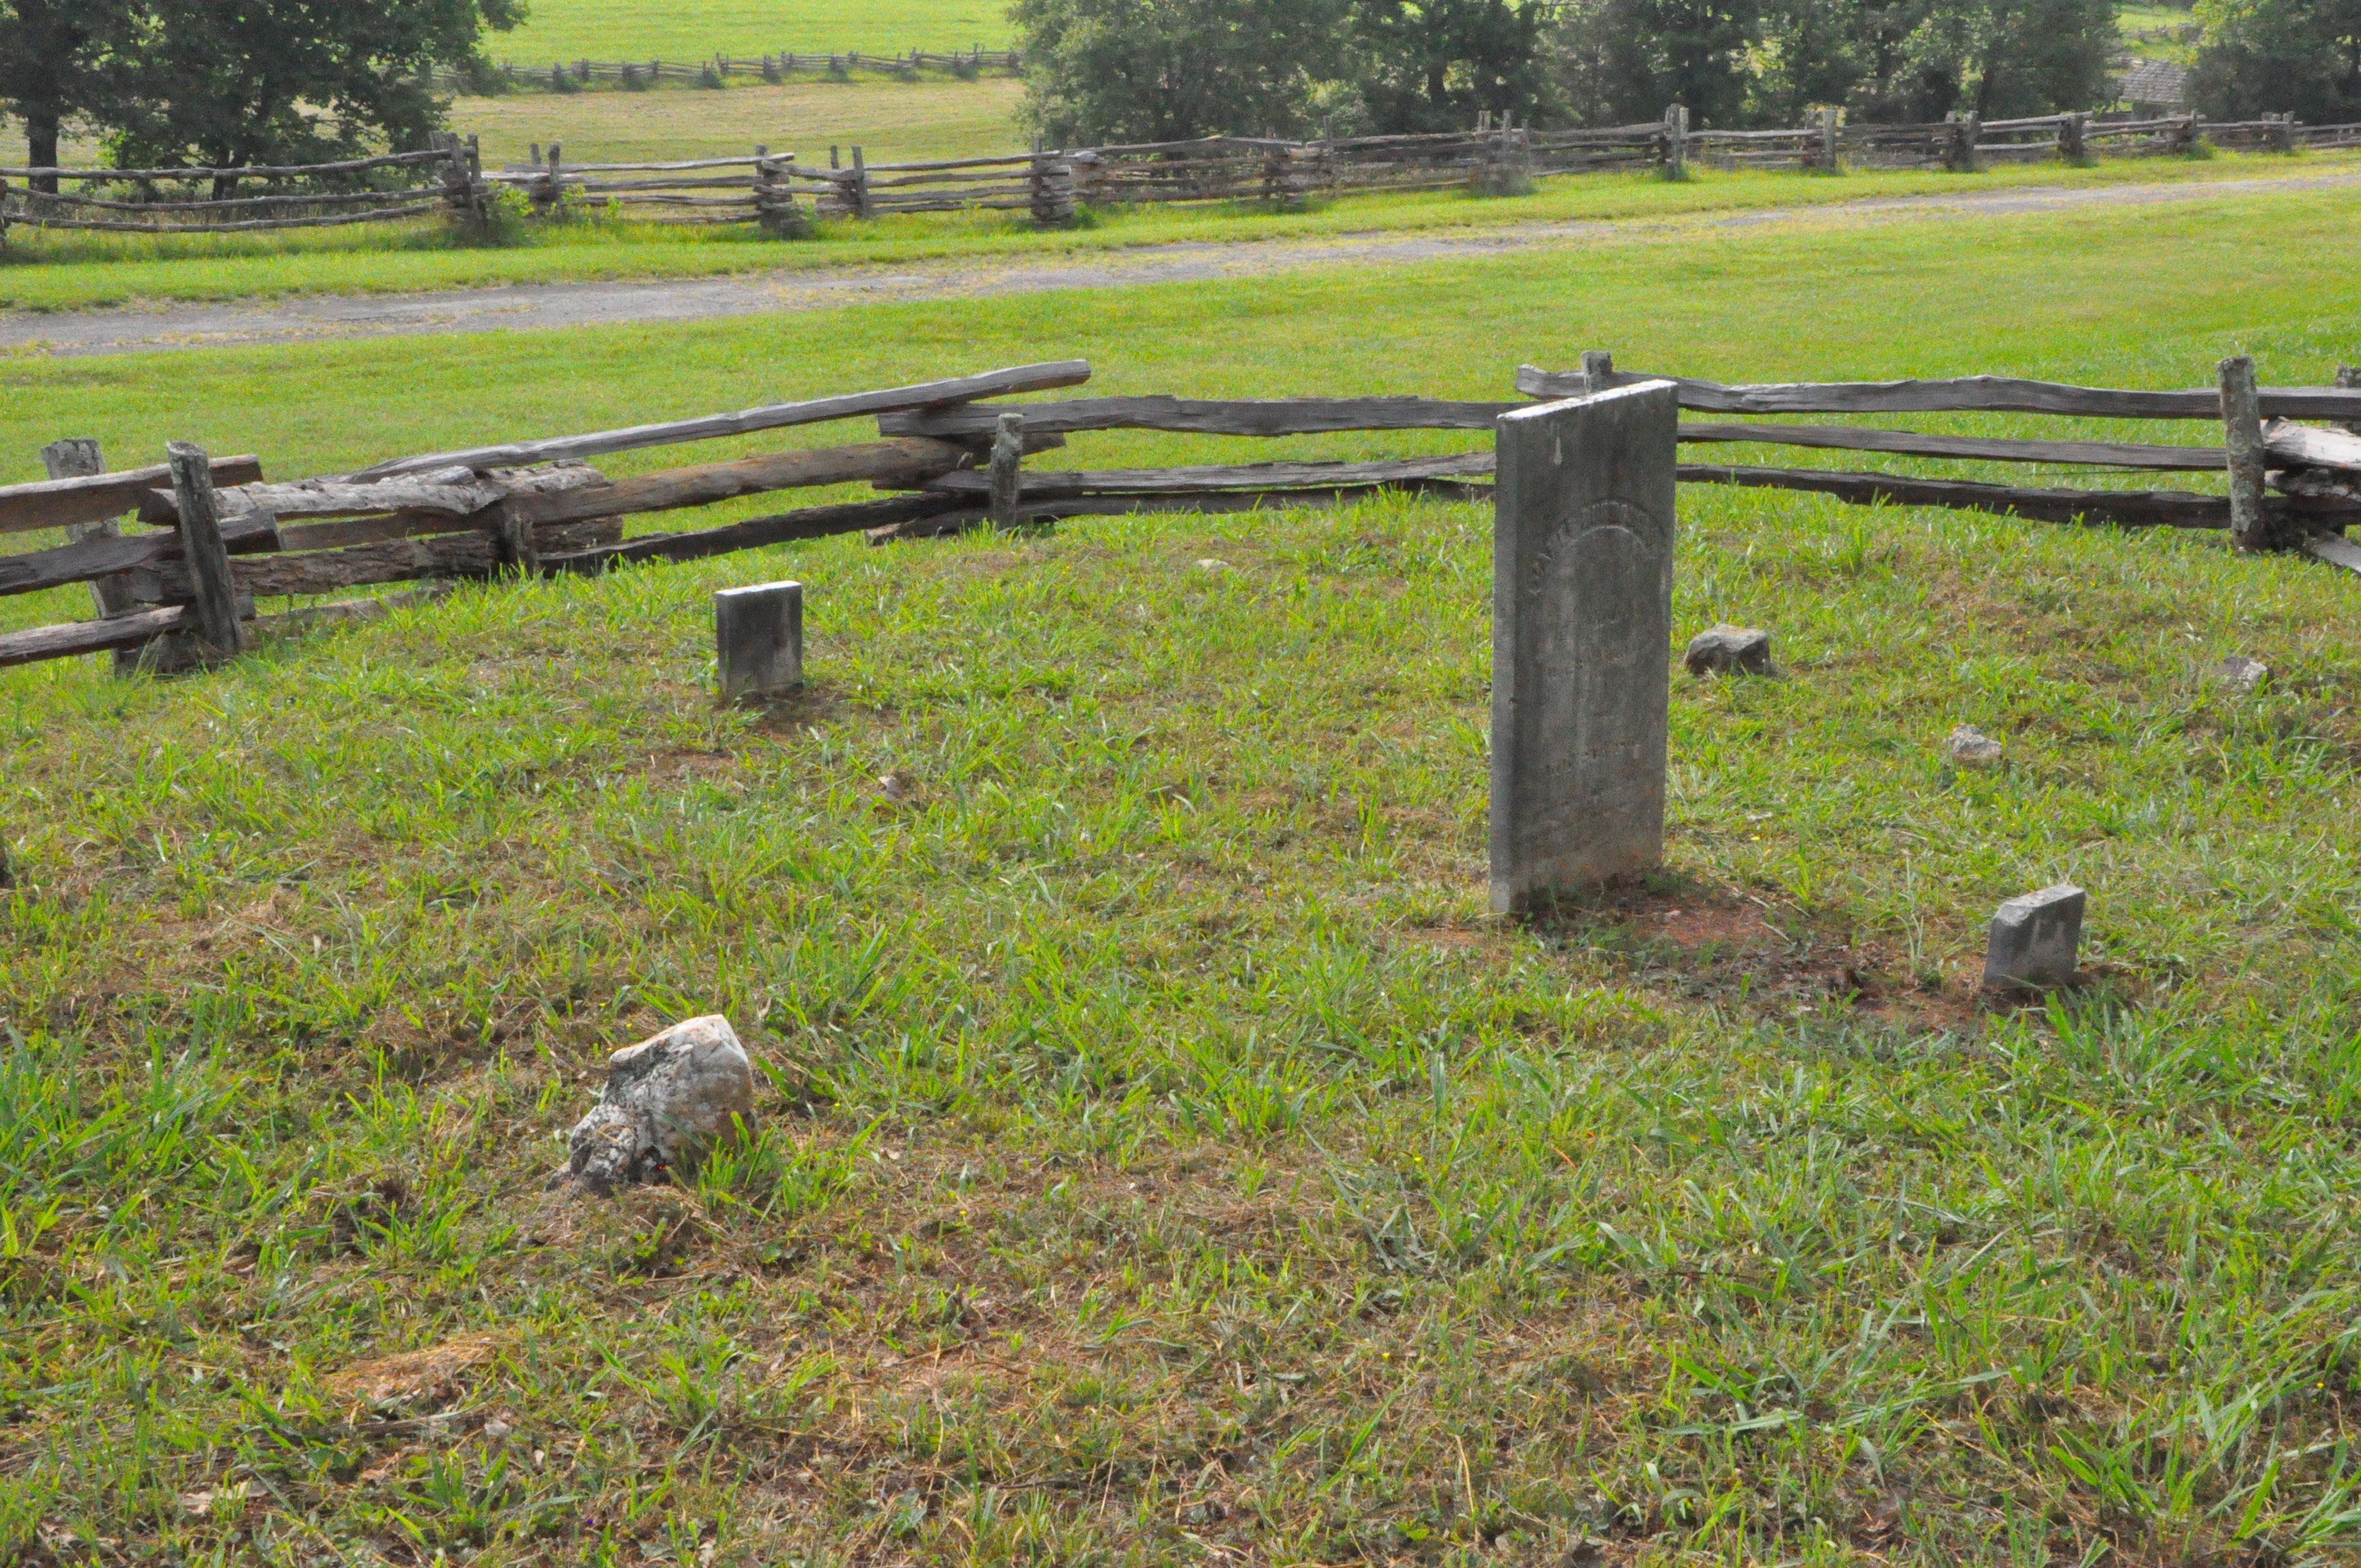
[0,138,486,240]
[426,48,1021,94]
[9,103,2353,241]
[9,354,2361,676]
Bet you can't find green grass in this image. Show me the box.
[1,149,2348,315]
[7,182,2361,1566]
[451,75,1025,168]
[496,0,1013,62]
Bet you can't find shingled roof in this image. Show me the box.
[2118,59,2190,110]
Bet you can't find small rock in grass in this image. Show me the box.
[2214,656,2270,692]
[1943,725,2004,769]
[1684,623,1773,677]
[1195,558,1234,573]
[878,770,917,803]
[553,1015,756,1197]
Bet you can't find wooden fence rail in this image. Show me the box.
[12,355,2361,674]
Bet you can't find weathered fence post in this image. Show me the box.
[1816,105,1840,171]
[439,133,487,233]
[2267,113,2295,153]
[534,142,565,216]
[989,412,1031,531]
[1030,150,1076,225]
[164,442,247,662]
[850,145,872,219]
[1489,380,1680,913]
[2336,364,2360,437]
[2218,354,2272,552]
[41,439,144,675]
[1581,348,1617,390]
[715,581,804,704]
[755,145,809,236]
[1663,105,1689,178]
[1954,113,1983,172]
[2061,112,2088,163]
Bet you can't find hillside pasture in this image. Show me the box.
[494,0,1014,63]
[4,183,2361,1565]
[451,76,1025,169]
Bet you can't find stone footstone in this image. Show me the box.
[1982,884,2085,990]
[715,581,804,705]
[1684,624,1772,676]
[555,1015,757,1196]
[1944,725,2004,768]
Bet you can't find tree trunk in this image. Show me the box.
[26,112,60,195]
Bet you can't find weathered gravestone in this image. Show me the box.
[1490,381,1680,913]
[715,580,804,704]
[1982,884,2085,990]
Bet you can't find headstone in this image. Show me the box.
[1490,381,1680,913]
[1982,884,2085,990]
[1684,623,1772,676]
[715,580,803,704]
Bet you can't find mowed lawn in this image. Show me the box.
[3,151,2351,316]
[452,76,1027,168]
[5,186,2361,1565]
[497,0,1013,60]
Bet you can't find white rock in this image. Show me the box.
[1683,623,1773,676]
[1943,725,2004,769]
[1194,558,1234,573]
[2215,656,2270,692]
[554,1016,756,1196]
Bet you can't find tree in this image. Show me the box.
[2190,0,2361,119]
[105,0,523,189]
[1010,0,1356,146]
[1881,0,2117,120]
[1551,0,1762,127]
[0,0,134,189]
[1352,0,1564,134]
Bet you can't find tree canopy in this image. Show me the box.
[2191,0,2361,120]
[1010,0,2126,142]
[1010,0,1357,145]
[0,0,519,182]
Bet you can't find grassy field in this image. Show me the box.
[451,77,1026,168]
[7,183,2361,1566]
[494,0,1012,61]
[1,150,2351,316]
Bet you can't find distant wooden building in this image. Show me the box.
[2117,59,2190,116]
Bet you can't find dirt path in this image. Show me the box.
[7,170,2356,358]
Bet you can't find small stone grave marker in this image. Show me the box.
[1982,884,2085,990]
[715,580,804,704]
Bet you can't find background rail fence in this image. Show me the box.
[7,107,2352,242]
[425,48,1024,94]
[10,355,2361,676]
[0,140,482,240]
